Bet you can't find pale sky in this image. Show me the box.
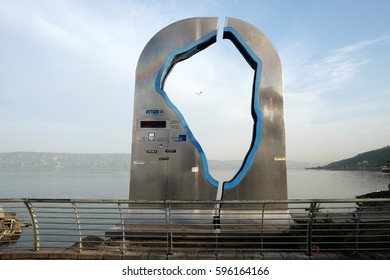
[0,0,389,164]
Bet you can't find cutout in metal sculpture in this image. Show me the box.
[129,17,287,205]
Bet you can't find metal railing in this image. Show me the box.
[1,198,390,256]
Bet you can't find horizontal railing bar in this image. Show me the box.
[2,198,390,204]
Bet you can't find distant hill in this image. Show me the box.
[319,146,390,171]
[0,152,130,173]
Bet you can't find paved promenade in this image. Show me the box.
[1,249,390,260]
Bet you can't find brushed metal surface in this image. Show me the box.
[130,18,219,201]
[130,17,287,207]
[222,18,287,205]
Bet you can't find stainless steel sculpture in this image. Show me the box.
[129,18,287,208]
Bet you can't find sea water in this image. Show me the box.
[0,168,389,199]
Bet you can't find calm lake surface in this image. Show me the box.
[0,168,389,200]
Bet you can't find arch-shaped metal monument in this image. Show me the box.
[129,17,287,206]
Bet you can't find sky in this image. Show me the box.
[0,0,389,164]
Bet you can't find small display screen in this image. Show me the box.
[140,120,166,128]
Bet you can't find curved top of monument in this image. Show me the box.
[135,17,218,88]
[135,17,282,90]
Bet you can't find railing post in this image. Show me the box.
[260,202,265,253]
[354,208,363,254]
[213,199,222,233]
[72,202,82,251]
[117,202,127,254]
[306,202,317,256]
[165,201,172,255]
[24,200,40,251]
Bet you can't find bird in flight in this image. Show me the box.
[194,91,203,96]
